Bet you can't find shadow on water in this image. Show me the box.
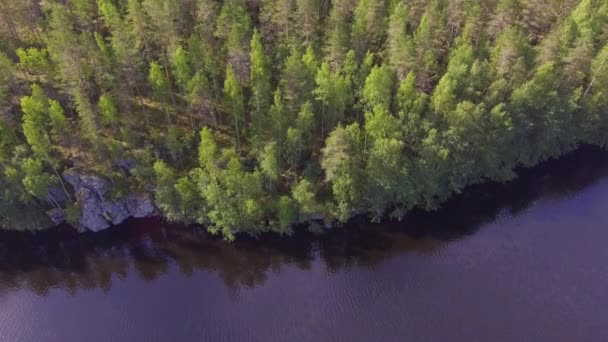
[0,145,607,296]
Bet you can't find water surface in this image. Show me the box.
[1,147,608,341]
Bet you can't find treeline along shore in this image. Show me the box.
[0,0,607,239]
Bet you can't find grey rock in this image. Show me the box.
[103,199,130,226]
[46,185,69,207]
[46,208,66,225]
[300,213,333,231]
[80,175,109,196]
[124,195,156,218]
[308,214,326,221]
[75,188,111,232]
[116,159,136,172]
[63,168,81,189]
[63,169,157,232]
[63,168,109,197]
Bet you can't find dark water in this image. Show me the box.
[2,146,608,342]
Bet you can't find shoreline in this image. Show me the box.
[3,144,607,244]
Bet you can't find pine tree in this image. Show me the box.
[260,141,280,191]
[0,52,14,114]
[148,60,172,125]
[216,2,252,82]
[314,62,352,136]
[296,0,320,45]
[361,64,394,111]
[387,2,416,80]
[98,94,119,128]
[250,29,272,147]
[351,0,387,60]
[324,3,351,67]
[223,65,246,151]
[20,85,72,201]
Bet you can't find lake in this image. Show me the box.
[1,146,608,341]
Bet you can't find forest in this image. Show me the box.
[0,0,607,239]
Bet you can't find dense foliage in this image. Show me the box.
[0,0,607,237]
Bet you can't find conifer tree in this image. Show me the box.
[223,65,246,151]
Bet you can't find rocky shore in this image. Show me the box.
[47,169,156,232]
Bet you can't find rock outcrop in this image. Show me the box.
[46,208,67,225]
[62,169,156,232]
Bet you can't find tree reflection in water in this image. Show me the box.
[0,145,606,296]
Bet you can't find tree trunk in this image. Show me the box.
[47,193,61,209]
[49,161,73,203]
[134,84,149,127]
[584,53,607,98]
[0,10,20,41]
[162,54,178,109]
[187,106,196,132]
[234,113,241,152]
[163,104,172,126]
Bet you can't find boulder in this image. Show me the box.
[79,174,109,196]
[46,185,69,207]
[76,188,111,232]
[46,208,66,225]
[63,168,157,232]
[307,213,333,230]
[123,195,156,218]
[63,168,82,190]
